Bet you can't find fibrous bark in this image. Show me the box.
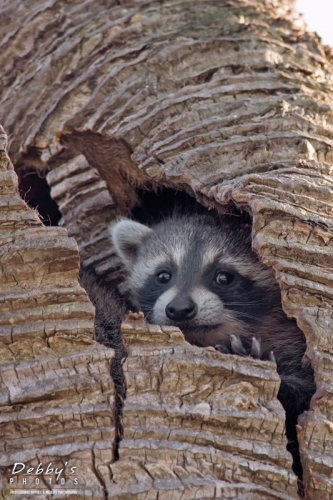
[1,0,333,499]
[116,313,296,499]
[0,128,116,499]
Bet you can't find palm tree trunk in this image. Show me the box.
[1,0,333,498]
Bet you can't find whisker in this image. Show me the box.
[223,300,271,306]
[232,311,260,321]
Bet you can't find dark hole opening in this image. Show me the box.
[133,187,213,223]
[18,168,62,226]
[132,186,245,225]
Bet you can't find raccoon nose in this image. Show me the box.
[165,297,198,321]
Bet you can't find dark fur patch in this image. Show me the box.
[202,263,280,325]
[137,260,177,321]
[79,269,128,460]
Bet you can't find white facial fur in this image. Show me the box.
[152,286,179,324]
[152,285,228,327]
[129,243,186,294]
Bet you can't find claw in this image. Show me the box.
[230,334,247,356]
[269,351,276,363]
[250,336,261,358]
[215,344,230,354]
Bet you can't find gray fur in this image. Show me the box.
[110,219,153,270]
[111,214,276,333]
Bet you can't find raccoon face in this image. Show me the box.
[111,215,280,339]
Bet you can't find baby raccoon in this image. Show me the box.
[111,212,315,478]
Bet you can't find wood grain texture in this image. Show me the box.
[115,313,297,500]
[1,0,333,498]
[0,128,116,499]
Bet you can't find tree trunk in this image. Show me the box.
[0,127,116,499]
[1,1,333,499]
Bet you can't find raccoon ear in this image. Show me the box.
[110,218,153,268]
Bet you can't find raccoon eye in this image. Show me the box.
[215,271,234,285]
[157,271,171,284]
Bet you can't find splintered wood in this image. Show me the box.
[111,313,297,500]
[0,128,116,499]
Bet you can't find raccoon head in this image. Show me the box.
[111,214,280,345]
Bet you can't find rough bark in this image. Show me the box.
[1,0,333,499]
[0,128,116,499]
[117,313,296,500]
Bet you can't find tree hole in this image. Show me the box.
[17,168,61,226]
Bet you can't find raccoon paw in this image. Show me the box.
[215,336,251,356]
[215,335,275,362]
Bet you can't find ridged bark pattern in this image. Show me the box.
[1,1,333,498]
